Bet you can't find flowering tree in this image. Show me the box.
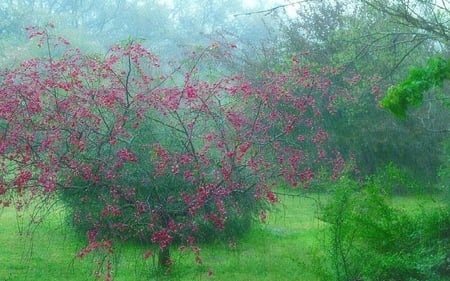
[0,25,343,278]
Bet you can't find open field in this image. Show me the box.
[0,192,445,281]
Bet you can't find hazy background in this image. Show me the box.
[1,0,299,66]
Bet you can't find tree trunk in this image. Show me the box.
[158,248,170,268]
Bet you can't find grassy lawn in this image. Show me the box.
[0,192,444,280]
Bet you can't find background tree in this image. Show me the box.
[361,0,449,44]
[271,0,449,186]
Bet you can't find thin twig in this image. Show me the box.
[234,1,307,17]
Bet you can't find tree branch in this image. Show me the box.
[234,1,307,17]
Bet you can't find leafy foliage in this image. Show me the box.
[381,57,450,118]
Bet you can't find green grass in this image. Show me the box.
[0,193,328,281]
[0,192,444,280]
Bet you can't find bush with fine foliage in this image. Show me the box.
[322,170,449,281]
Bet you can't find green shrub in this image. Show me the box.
[322,173,450,281]
[438,138,450,205]
[60,173,259,245]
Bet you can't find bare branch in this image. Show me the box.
[234,1,307,17]
[361,0,450,42]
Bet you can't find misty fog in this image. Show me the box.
[1,0,299,66]
[0,1,448,280]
